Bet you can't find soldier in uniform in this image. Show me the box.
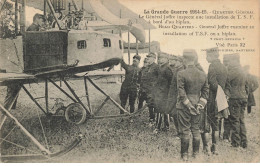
[138,57,149,110]
[222,54,232,142]
[194,53,211,155]
[206,47,228,155]
[177,49,209,160]
[120,55,141,114]
[168,55,184,134]
[153,52,173,133]
[225,53,249,148]
[139,52,159,123]
[243,65,259,114]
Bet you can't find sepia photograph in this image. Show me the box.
[0,0,259,163]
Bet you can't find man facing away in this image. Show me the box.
[243,65,259,114]
[206,47,228,155]
[225,53,249,148]
[168,55,184,134]
[120,55,141,114]
[177,49,209,161]
[222,54,232,142]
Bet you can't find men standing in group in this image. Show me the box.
[177,49,209,160]
[168,55,184,134]
[206,48,228,155]
[225,53,249,148]
[153,52,173,133]
[139,52,159,123]
[120,55,141,114]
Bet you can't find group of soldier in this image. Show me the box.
[119,48,259,161]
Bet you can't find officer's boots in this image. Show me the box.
[163,114,170,131]
[211,131,219,155]
[192,137,200,158]
[148,107,155,121]
[181,138,189,161]
[201,133,211,156]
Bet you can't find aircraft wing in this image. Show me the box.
[75,70,124,77]
[0,72,35,86]
[74,70,125,82]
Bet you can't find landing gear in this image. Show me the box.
[0,96,82,162]
[65,103,86,125]
[0,74,147,162]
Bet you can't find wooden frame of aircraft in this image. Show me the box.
[0,0,157,162]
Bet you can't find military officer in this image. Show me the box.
[194,53,211,155]
[153,52,173,133]
[225,53,249,148]
[222,54,232,142]
[177,49,209,160]
[168,55,184,134]
[120,55,141,114]
[206,47,228,155]
[139,52,159,123]
[243,65,259,114]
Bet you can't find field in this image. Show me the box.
[0,78,260,163]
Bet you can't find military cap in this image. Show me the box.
[144,57,149,63]
[183,49,197,61]
[33,13,45,22]
[206,47,219,58]
[223,54,229,60]
[133,54,141,61]
[224,53,240,61]
[147,52,156,58]
[158,52,169,59]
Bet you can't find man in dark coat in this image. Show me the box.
[139,52,159,123]
[27,13,45,31]
[154,52,173,133]
[177,49,209,160]
[222,54,232,141]
[194,53,211,155]
[225,53,249,148]
[168,55,184,134]
[206,47,228,155]
[120,55,141,114]
[243,65,259,113]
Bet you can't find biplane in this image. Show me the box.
[0,0,159,162]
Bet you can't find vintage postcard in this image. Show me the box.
[0,0,259,163]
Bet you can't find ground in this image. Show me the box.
[0,78,259,163]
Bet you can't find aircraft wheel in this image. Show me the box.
[65,103,87,125]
